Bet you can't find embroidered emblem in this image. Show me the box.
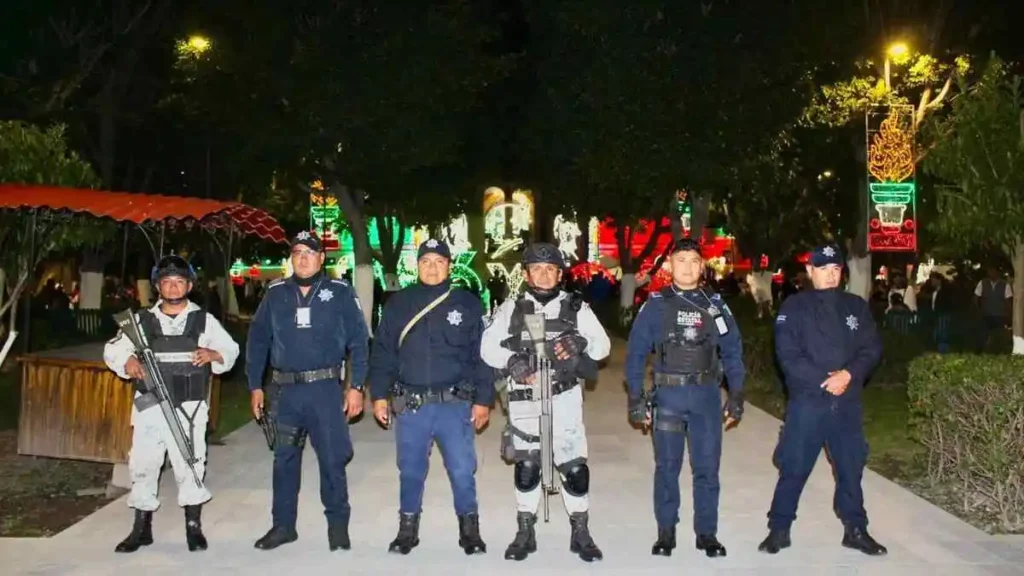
[447,309,463,326]
[676,310,702,326]
[318,288,334,302]
[776,315,787,324]
[297,231,311,240]
[846,314,859,331]
[823,246,836,257]
[426,239,439,248]
[683,326,699,341]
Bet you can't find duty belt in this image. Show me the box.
[508,379,578,402]
[391,382,473,414]
[654,372,711,387]
[271,366,343,385]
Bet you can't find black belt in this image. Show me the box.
[508,379,578,402]
[654,372,712,387]
[272,366,343,385]
[391,382,473,414]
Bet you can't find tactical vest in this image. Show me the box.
[138,309,211,406]
[656,287,719,376]
[501,293,582,384]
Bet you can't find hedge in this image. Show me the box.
[908,354,1024,533]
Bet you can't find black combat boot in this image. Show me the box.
[387,513,420,555]
[504,512,537,561]
[842,526,887,556]
[458,513,486,555]
[651,526,676,556]
[328,522,351,551]
[254,525,298,550]
[184,505,208,552]
[568,512,603,562]
[757,528,791,554]
[696,534,727,557]
[115,509,154,553]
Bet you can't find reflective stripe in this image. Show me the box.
[154,351,194,363]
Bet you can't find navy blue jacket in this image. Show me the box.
[625,288,745,400]
[774,289,882,401]
[368,280,494,407]
[246,275,369,391]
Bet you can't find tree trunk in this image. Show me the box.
[79,248,109,310]
[1012,240,1024,355]
[0,267,5,314]
[619,273,637,309]
[690,192,710,240]
[847,135,872,300]
[615,218,668,309]
[378,214,406,292]
[137,278,153,307]
[670,193,684,241]
[335,183,374,329]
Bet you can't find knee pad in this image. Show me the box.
[561,462,590,496]
[513,459,541,491]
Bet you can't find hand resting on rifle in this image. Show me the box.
[124,356,145,380]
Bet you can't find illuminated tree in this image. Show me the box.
[921,58,1024,353]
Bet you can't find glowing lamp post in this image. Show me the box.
[884,41,909,92]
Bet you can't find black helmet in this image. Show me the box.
[151,255,197,285]
[523,242,565,269]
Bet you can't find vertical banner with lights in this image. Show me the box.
[866,105,917,252]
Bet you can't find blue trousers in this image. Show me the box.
[272,380,353,529]
[767,398,868,531]
[395,401,478,515]
[651,384,723,535]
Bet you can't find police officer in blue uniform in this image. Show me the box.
[246,230,369,552]
[759,244,887,556]
[625,238,745,559]
[369,239,494,556]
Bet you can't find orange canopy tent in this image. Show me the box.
[0,183,287,244]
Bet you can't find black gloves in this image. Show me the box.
[506,353,534,384]
[724,390,744,425]
[550,332,587,359]
[628,394,648,424]
[575,356,599,380]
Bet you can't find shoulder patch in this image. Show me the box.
[329,278,349,287]
[776,314,787,324]
[650,292,663,299]
[267,279,286,289]
[711,292,722,301]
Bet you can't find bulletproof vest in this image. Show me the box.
[501,293,582,354]
[656,287,718,375]
[138,309,210,406]
[981,280,1008,318]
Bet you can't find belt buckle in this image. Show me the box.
[407,393,423,412]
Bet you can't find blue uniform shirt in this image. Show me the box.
[368,280,494,407]
[625,288,745,399]
[774,289,882,400]
[246,276,370,391]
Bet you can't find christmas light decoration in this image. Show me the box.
[866,105,917,252]
[587,217,600,262]
[553,214,582,261]
[487,262,526,299]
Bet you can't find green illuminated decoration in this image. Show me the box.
[866,106,917,252]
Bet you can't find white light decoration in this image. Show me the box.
[588,217,600,263]
[553,213,582,262]
[487,262,526,299]
[441,214,472,254]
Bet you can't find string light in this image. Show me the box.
[869,112,914,183]
[553,213,582,261]
[587,217,600,262]
[867,106,917,252]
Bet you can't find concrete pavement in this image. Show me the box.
[3,341,1023,575]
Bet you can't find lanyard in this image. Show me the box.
[293,278,323,308]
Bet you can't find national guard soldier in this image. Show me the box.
[759,244,886,556]
[368,238,493,555]
[481,242,611,563]
[104,255,240,553]
[624,238,745,559]
[246,230,369,551]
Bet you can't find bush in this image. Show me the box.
[908,354,1024,533]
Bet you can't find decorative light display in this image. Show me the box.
[587,217,600,263]
[487,262,525,299]
[867,106,917,252]
[553,214,583,262]
[483,188,534,300]
[440,214,472,254]
[568,261,615,285]
[309,183,342,252]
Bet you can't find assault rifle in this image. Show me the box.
[522,313,558,523]
[113,310,205,489]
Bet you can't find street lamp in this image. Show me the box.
[884,42,909,92]
[187,35,211,54]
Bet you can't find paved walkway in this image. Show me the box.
[4,341,1023,575]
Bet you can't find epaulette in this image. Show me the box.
[650,291,663,299]
[329,278,349,287]
[267,279,286,289]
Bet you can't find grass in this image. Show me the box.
[210,375,254,443]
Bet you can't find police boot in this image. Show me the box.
[568,512,603,562]
[254,526,299,550]
[115,509,154,553]
[328,522,350,551]
[387,513,420,555]
[651,526,676,556]
[696,534,727,558]
[757,528,791,554]
[504,512,537,561]
[842,526,887,556]
[457,513,486,555]
[184,505,208,552]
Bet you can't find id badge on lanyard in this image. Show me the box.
[295,280,321,329]
[704,297,730,336]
